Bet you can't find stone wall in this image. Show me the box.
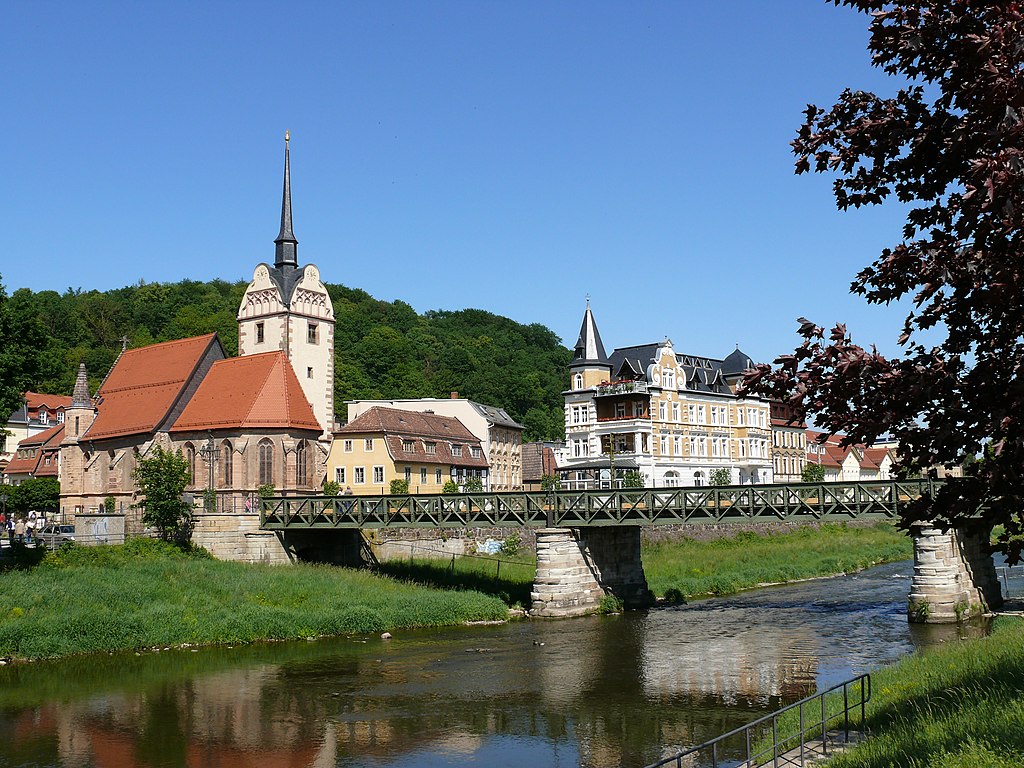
[191,512,293,564]
[908,523,1002,622]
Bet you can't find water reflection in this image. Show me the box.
[0,560,985,768]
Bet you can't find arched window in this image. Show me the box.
[220,441,233,487]
[664,470,679,488]
[184,443,196,485]
[295,440,308,487]
[693,470,705,487]
[258,439,274,486]
[574,373,584,390]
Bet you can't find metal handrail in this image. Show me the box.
[644,673,871,768]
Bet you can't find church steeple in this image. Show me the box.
[71,363,91,407]
[572,299,610,367]
[274,131,298,268]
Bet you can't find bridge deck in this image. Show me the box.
[259,480,937,530]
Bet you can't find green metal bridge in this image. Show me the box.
[260,479,939,530]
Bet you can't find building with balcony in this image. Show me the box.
[557,303,773,488]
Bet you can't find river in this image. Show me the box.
[0,559,1002,768]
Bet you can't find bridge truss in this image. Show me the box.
[259,479,938,530]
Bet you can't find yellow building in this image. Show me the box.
[327,407,488,495]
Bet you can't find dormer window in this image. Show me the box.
[402,439,415,452]
[424,442,436,455]
[39,410,48,425]
[57,411,64,423]
[663,369,676,390]
[470,446,481,459]
[451,444,463,457]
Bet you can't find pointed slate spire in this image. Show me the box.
[572,299,609,366]
[71,363,91,407]
[274,130,298,268]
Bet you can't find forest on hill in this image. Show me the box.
[3,279,571,441]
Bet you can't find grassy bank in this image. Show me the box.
[0,538,508,661]
[763,617,1024,767]
[378,522,913,604]
[643,522,912,599]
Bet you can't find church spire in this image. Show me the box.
[274,130,298,268]
[71,363,91,407]
[572,299,609,366]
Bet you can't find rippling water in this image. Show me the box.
[0,559,995,768]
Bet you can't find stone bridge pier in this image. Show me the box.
[531,527,653,617]
[909,523,1003,622]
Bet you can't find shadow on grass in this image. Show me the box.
[374,558,535,608]
[0,542,46,572]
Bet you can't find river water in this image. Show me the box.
[0,560,998,768]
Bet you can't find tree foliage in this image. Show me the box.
[709,468,731,486]
[801,463,826,484]
[0,277,46,423]
[133,447,191,541]
[5,279,571,441]
[0,478,60,515]
[744,3,1024,558]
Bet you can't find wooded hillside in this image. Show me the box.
[8,280,570,441]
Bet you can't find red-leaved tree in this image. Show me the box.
[743,2,1024,559]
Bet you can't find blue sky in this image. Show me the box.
[4,1,913,364]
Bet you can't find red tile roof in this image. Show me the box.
[86,335,222,441]
[24,392,73,411]
[3,423,64,477]
[339,407,488,467]
[171,351,321,432]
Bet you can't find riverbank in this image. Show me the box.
[767,615,1024,767]
[0,538,508,661]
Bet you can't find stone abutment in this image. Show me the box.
[908,523,1002,623]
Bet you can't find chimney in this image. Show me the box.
[450,392,459,399]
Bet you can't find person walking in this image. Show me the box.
[14,517,25,544]
[4,516,12,545]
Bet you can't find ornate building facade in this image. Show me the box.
[557,303,774,488]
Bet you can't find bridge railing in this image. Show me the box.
[259,479,938,530]
[644,673,871,768]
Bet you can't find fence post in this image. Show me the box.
[844,683,850,742]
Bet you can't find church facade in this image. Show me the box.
[60,137,334,528]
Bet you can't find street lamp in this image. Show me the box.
[198,438,216,512]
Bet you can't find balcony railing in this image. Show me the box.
[595,380,649,397]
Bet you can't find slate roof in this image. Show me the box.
[171,351,320,433]
[608,344,733,395]
[338,407,488,468]
[572,303,610,367]
[470,402,524,430]
[85,334,222,441]
[521,442,558,482]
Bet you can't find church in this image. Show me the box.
[60,135,336,528]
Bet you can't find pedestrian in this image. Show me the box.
[26,512,36,544]
[4,516,12,545]
[14,517,25,544]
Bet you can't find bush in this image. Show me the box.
[622,471,644,488]
[390,479,410,495]
[464,477,484,492]
[709,468,731,486]
[322,480,340,496]
[598,594,624,614]
[442,480,459,494]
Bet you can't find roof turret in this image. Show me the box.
[274,131,298,269]
[570,300,610,369]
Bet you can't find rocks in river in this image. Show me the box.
[381,632,392,640]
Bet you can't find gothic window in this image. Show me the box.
[258,439,274,486]
[295,440,308,486]
[307,323,318,344]
[221,441,233,487]
[184,443,196,485]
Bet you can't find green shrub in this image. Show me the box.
[598,594,624,614]
[390,478,410,495]
[442,480,459,494]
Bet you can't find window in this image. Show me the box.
[296,440,308,486]
[451,444,463,457]
[307,367,313,379]
[256,322,265,344]
[673,435,682,455]
[335,467,346,484]
[307,322,318,344]
[184,443,196,484]
[364,438,374,451]
[221,441,233,487]
[615,402,626,418]
[435,468,442,484]
[420,467,427,484]
[694,470,705,487]
[739,439,746,457]
[39,410,48,425]
[672,402,680,422]
[688,404,696,423]
[258,439,274,486]
[404,466,412,482]
[689,436,698,456]
[574,373,584,390]
[663,369,676,389]
[471,446,481,459]
[344,440,353,452]
[402,439,415,452]
[660,435,669,455]
[373,466,384,484]
[572,405,588,425]
[354,466,365,484]
[425,441,436,455]
[633,401,645,418]
[737,408,744,426]
[697,405,706,424]
[711,406,720,426]
[659,402,667,421]
[57,411,65,423]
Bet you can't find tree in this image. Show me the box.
[0,278,45,422]
[133,447,192,542]
[390,478,410,495]
[13,478,59,515]
[540,474,561,492]
[622,471,644,488]
[743,3,1024,559]
[709,468,731,486]
[464,477,484,492]
[801,463,826,484]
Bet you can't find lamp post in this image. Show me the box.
[198,438,216,512]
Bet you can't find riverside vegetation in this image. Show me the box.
[0,523,911,661]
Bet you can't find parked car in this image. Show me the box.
[36,524,75,548]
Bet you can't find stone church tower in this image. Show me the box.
[237,134,335,439]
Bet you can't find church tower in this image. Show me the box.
[237,134,336,438]
[569,300,612,391]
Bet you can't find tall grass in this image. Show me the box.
[760,618,1024,767]
[376,552,536,607]
[0,538,508,660]
[643,523,912,599]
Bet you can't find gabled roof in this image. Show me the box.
[608,343,734,394]
[3,423,64,477]
[25,392,73,411]
[338,407,487,467]
[470,401,524,430]
[85,334,222,441]
[171,351,320,433]
[521,442,558,482]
